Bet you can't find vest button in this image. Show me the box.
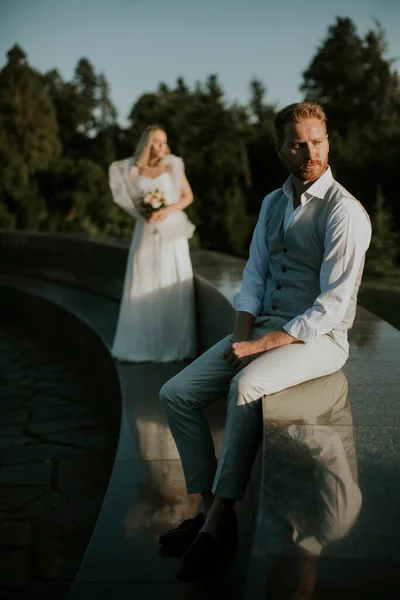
[272,305,277,311]
[276,284,281,290]
[281,266,287,272]
[282,248,288,253]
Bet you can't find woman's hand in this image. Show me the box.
[149,207,170,223]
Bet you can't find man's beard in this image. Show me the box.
[294,160,328,181]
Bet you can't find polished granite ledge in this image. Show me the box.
[1,232,400,599]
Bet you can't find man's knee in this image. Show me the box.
[229,372,266,406]
[160,373,190,408]
[160,377,178,405]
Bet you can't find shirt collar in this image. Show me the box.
[282,166,334,205]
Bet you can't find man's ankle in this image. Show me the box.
[209,496,235,513]
[200,491,214,516]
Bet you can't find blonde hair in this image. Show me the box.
[274,102,327,145]
[133,124,170,167]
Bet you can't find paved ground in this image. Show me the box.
[2,245,400,598]
[0,318,118,600]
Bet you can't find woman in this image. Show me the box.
[109,125,196,362]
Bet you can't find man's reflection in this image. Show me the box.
[259,370,361,599]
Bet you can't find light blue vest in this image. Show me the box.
[262,183,366,332]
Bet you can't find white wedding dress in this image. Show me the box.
[109,154,196,362]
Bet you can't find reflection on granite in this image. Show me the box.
[191,249,245,305]
[265,372,359,549]
[71,359,252,599]
[247,371,400,599]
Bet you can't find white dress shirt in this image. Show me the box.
[233,167,372,343]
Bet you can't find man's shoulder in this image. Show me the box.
[329,179,367,214]
[328,178,358,203]
[261,188,286,210]
[327,179,370,222]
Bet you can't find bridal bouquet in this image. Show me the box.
[134,189,166,220]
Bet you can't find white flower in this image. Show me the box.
[151,198,163,209]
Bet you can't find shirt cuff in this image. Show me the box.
[283,317,320,344]
[233,292,262,317]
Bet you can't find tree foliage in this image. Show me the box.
[365,187,399,276]
[0,18,400,273]
[300,17,400,274]
[0,45,61,168]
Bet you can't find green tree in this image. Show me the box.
[73,58,98,135]
[0,45,61,228]
[249,78,275,133]
[0,45,61,168]
[246,79,283,221]
[91,73,119,168]
[42,68,82,149]
[43,62,119,169]
[35,157,132,238]
[301,18,400,135]
[301,18,365,136]
[127,75,253,255]
[365,187,399,277]
[301,17,400,243]
[97,73,118,129]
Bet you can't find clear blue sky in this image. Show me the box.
[1,0,399,126]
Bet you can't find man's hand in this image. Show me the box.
[223,338,266,371]
[223,329,300,372]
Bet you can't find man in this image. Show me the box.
[159,102,371,581]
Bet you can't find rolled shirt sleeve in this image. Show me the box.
[283,198,372,344]
[233,194,272,317]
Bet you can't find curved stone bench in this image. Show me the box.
[0,232,243,598]
[1,231,400,599]
[0,231,237,353]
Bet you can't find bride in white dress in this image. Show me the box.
[109,125,196,362]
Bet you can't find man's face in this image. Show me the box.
[277,118,329,183]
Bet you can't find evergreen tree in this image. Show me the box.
[301,17,400,243]
[43,62,119,167]
[0,44,61,168]
[73,57,98,135]
[247,79,282,219]
[35,157,132,238]
[0,45,60,228]
[365,187,399,277]
[127,75,253,255]
[42,68,83,148]
[301,18,365,136]
[97,73,118,129]
[301,18,400,136]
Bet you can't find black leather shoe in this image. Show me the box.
[177,509,237,582]
[158,512,205,548]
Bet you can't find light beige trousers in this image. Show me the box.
[160,316,349,500]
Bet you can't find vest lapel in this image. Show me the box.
[278,212,285,243]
